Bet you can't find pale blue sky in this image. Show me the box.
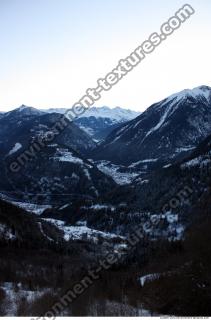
[0,0,210,111]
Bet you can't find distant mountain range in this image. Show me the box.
[43,106,140,141]
[1,105,140,141]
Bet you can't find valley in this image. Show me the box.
[1,86,211,316]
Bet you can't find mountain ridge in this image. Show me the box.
[91,85,211,165]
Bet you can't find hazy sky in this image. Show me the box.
[0,0,210,111]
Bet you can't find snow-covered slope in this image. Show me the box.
[43,106,140,141]
[44,106,139,122]
[4,105,44,117]
[0,107,115,203]
[2,143,116,204]
[1,105,140,142]
[0,106,97,158]
[92,86,211,165]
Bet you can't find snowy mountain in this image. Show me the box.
[1,88,211,317]
[92,86,211,165]
[44,106,140,141]
[1,105,140,142]
[77,106,140,122]
[0,106,96,158]
[4,104,44,117]
[0,106,115,202]
[45,106,139,122]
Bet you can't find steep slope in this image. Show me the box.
[110,132,211,218]
[1,143,116,204]
[0,106,115,204]
[76,133,211,239]
[3,104,44,117]
[0,198,64,246]
[0,106,96,157]
[75,116,122,141]
[92,86,211,165]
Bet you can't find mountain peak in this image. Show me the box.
[13,105,43,116]
[92,85,211,165]
[0,105,44,121]
[168,85,211,104]
[19,104,29,110]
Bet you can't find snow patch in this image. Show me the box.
[43,218,125,243]
[139,273,161,287]
[181,156,211,169]
[54,149,83,164]
[11,201,52,215]
[8,143,22,155]
[96,160,140,185]
[129,159,158,168]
